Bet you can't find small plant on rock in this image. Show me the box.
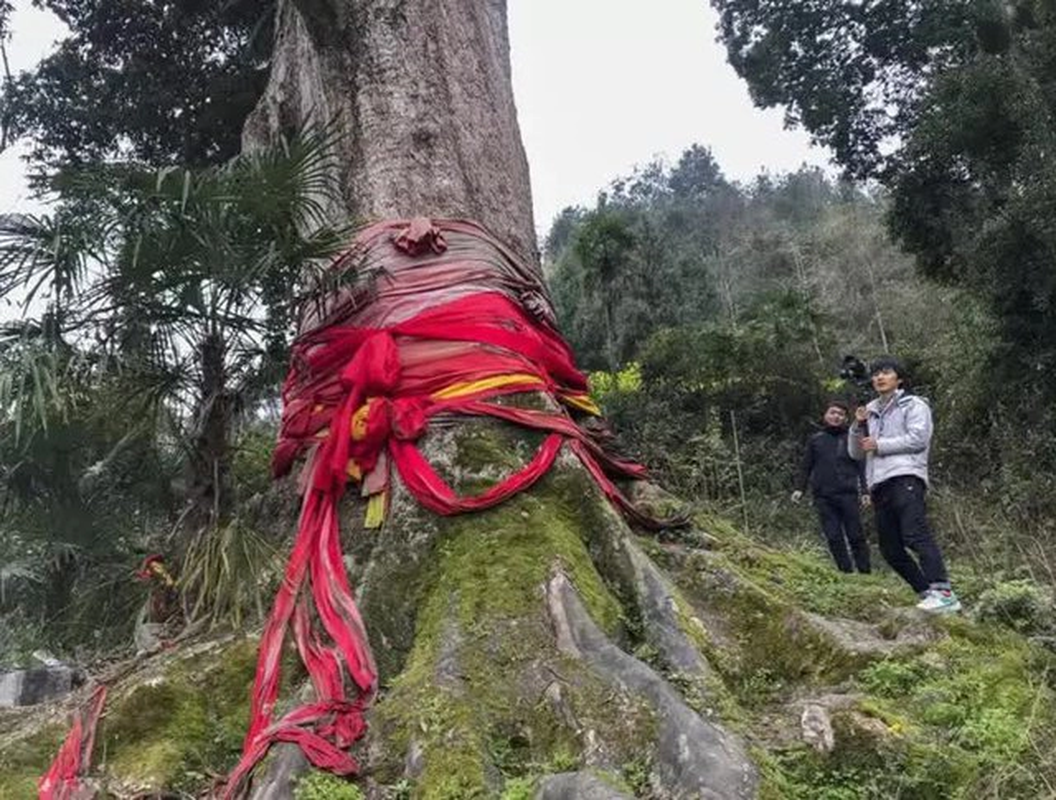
[975,579,1055,635]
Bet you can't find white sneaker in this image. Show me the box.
[916,589,962,614]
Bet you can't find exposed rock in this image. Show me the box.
[537,771,634,799]
[804,609,942,658]
[0,665,85,708]
[800,703,835,753]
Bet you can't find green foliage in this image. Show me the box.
[499,777,536,800]
[294,772,365,800]
[1,0,272,169]
[230,422,280,502]
[180,520,279,630]
[549,147,738,371]
[588,361,642,401]
[712,0,1056,439]
[589,289,830,504]
[550,143,1056,547]
[843,635,1056,797]
[0,133,344,655]
[858,659,931,699]
[620,756,653,795]
[0,322,173,651]
[711,0,983,180]
[0,130,346,508]
[975,579,1055,634]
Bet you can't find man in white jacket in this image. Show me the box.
[848,356,961,613]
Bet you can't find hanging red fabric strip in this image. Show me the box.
[42,218,681,799]
[39,685,107,800]
[223,218,684,795]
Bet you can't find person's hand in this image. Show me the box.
[855,406,869,424]
[859,494,871,510]
[790,491,803,505]
[860,437,878,453]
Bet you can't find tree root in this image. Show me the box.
[241,421,759,799]
[547,572,757,799]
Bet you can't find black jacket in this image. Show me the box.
[795,427,866,497]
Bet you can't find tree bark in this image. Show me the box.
[187,331,231,529]
[243,0,537,262]
[240,3,758,798]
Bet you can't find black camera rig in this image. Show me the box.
[839,355,871,436]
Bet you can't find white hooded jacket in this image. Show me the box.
[847,390,932,490]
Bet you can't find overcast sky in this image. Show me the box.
[0,0,829,232]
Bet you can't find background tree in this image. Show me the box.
[1,0,273,169]
[573,207,637,370]
[711,0,1056,396]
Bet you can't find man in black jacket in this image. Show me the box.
[791,400,871,574]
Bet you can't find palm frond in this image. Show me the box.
[180,519,279,630]
[0,211,106,313]
[0,559,43,605]
[0,328,72,443]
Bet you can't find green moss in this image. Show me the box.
[294,771,365,800]
[669,509,1056,795]
[0,638,258,799]
[446,420,547,496]
[0,724,65,799]
[451,425,530,474]
[102,636,258,792]
[665,588,747,727]
[434,473,625,638]
[657,551,865,703]
[755,621,1056,798]
[692,511,903,621]
[620,755,653,795]
[371,470,655,798]
[851,632,1056,794]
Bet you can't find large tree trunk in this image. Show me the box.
[240,2,757,798]
[242,0,537,262]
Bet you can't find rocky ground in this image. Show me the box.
[3,427,1055,799]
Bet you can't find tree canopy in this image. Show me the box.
[712,0,1056,395]
[0,0,272,169]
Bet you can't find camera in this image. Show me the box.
[839,355,870,392]
[839,355,872,435]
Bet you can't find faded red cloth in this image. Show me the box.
[43,218,677,798]
[221,219,680,794]
[38,685,107,800]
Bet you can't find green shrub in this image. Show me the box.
[294,771,365,800]
[975,579,1054,634]
[858,659,930,698]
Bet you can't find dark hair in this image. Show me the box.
[824,398,850,414]
[869,355,903,377]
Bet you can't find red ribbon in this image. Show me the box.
[43,219,678,799]
[38,685,107,800]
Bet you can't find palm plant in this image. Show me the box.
[0,132,352,643]
[1,130,350,525]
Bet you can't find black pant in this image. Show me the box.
[814,493,871,574]
[872,476,948,593]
